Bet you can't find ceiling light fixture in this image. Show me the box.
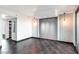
[63,12,66,25]
[64,13,66,21]
[33,17,37,26]
[1,14,7,19]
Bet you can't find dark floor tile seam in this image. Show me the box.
[47,40,62,53]
[42,40,54,53]
[32,39,43,54]
[40,39,55,54]
[39,39,47,53]
[39,40,64,53]
[44,40,57,54]
[57,42,76,53]
[35,40,43,54]
[48,40,65,54]
[36,40,46,54]
[39,39,49,54]
[35,40,43,50]
[49,40,73,54]
[55,41,76,53]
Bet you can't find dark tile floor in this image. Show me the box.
[0,38,78,54]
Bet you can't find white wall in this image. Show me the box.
[32,18,39,37]
[0,17,7,46]
[58,13,75,43]
[17,16,33,41]
[0,18,7,39]
[0,18,4,40]
[5,19,9,39]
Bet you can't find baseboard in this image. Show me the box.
[11,40,17,43]
[7,38,17,43]
[17,36,73,44]
[31,37,73,44]
[17,37,32,42]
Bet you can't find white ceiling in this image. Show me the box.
[0,5,78,18]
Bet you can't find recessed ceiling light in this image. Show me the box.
[1,14,7,18]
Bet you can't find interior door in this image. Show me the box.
[39,17,57,40]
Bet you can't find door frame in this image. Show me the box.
[75,6,79,53]
[6,17,17,41]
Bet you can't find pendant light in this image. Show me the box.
[63,12,66,24]
[33,17,37,26]
[64,13,66,21]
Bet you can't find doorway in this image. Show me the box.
[39,17,57,40]
[5,17,17,41]
[0,16,17,53]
